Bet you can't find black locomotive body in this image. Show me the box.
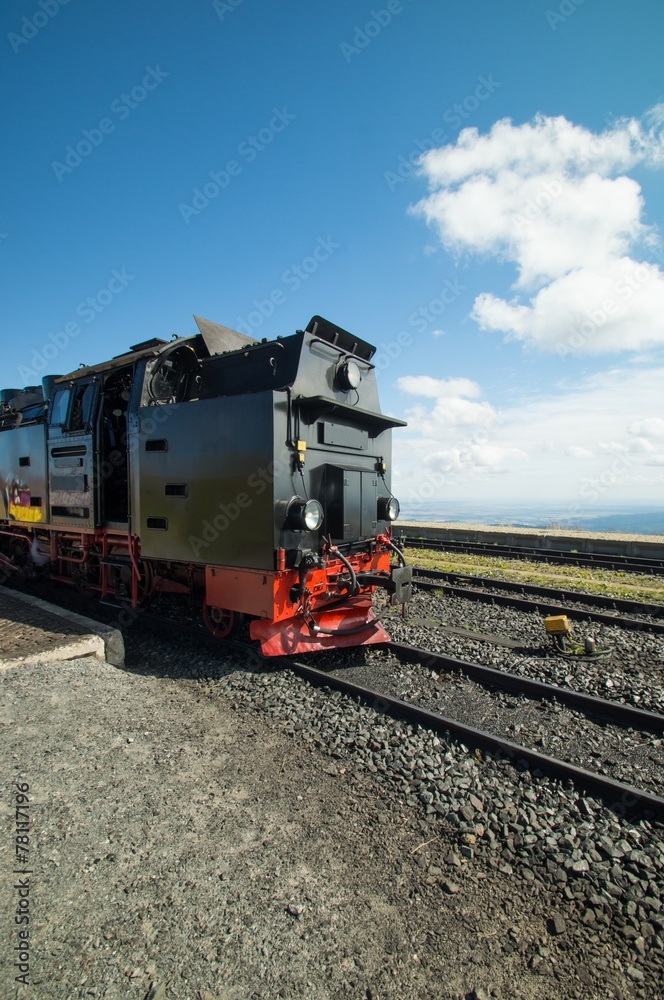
[0,315,411,654]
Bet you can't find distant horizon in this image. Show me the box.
[397,499,664,536]
[400,498,664,510]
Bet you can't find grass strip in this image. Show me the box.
[407,547,664,605]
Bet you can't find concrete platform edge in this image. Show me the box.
[0,585,125,668]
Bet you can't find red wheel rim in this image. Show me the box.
[203,603,235,639]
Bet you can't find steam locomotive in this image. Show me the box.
[0,315,412,655]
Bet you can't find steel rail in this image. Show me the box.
[413,567,664,619]
[384,640,664,733]
[282,654,664,818]
[403,536,664,576]
[411,576,664,635]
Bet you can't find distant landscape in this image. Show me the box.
[398,502,664,537]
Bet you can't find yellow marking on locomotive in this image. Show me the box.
[9,504,42,523]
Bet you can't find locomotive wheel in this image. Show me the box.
[202,603,243,639]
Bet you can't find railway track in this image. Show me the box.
[285,647,664,819]
[411,568,664,635]
[387,640,664,733]
[403,534,664,576]
[126,607,664,819]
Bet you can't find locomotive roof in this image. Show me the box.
[55,314,377,383]
[55,337,183,382]
[55,314,263,383]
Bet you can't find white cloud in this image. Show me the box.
[393,364,664,501]
[412,109,664,354]
[396,376,496,449]
[418,112,664,187]
[627,436,656,454]
[629,417,664,439]
[397,375,481,398]
[471,258,664,354]
[425,442,526,476]
[431,328,447,337]
[599,441,628,455]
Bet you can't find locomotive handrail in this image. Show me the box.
[307,337,376,370]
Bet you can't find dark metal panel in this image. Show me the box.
[318,421,368,450]
[51,474,86,492]
[133,394,275,568]
[198,336,302,398]
[318,466,380,542]
[343,470,361,541]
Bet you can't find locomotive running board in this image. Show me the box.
[250,598,390,656]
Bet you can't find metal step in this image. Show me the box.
[99,595,131,608]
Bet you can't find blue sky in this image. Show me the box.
[2,0,664,511]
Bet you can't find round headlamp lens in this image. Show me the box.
[378,496,400,521]
[284,497,324,531]
[336,360,362,392]
[303,499,324,531]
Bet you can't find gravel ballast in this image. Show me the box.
[384,591,664,714]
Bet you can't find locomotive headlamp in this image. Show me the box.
[377,496,400,522]
[336,359,362,392]
[286,497,324,531]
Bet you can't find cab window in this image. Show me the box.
[69,383,97,432]
[50,388,71,425]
